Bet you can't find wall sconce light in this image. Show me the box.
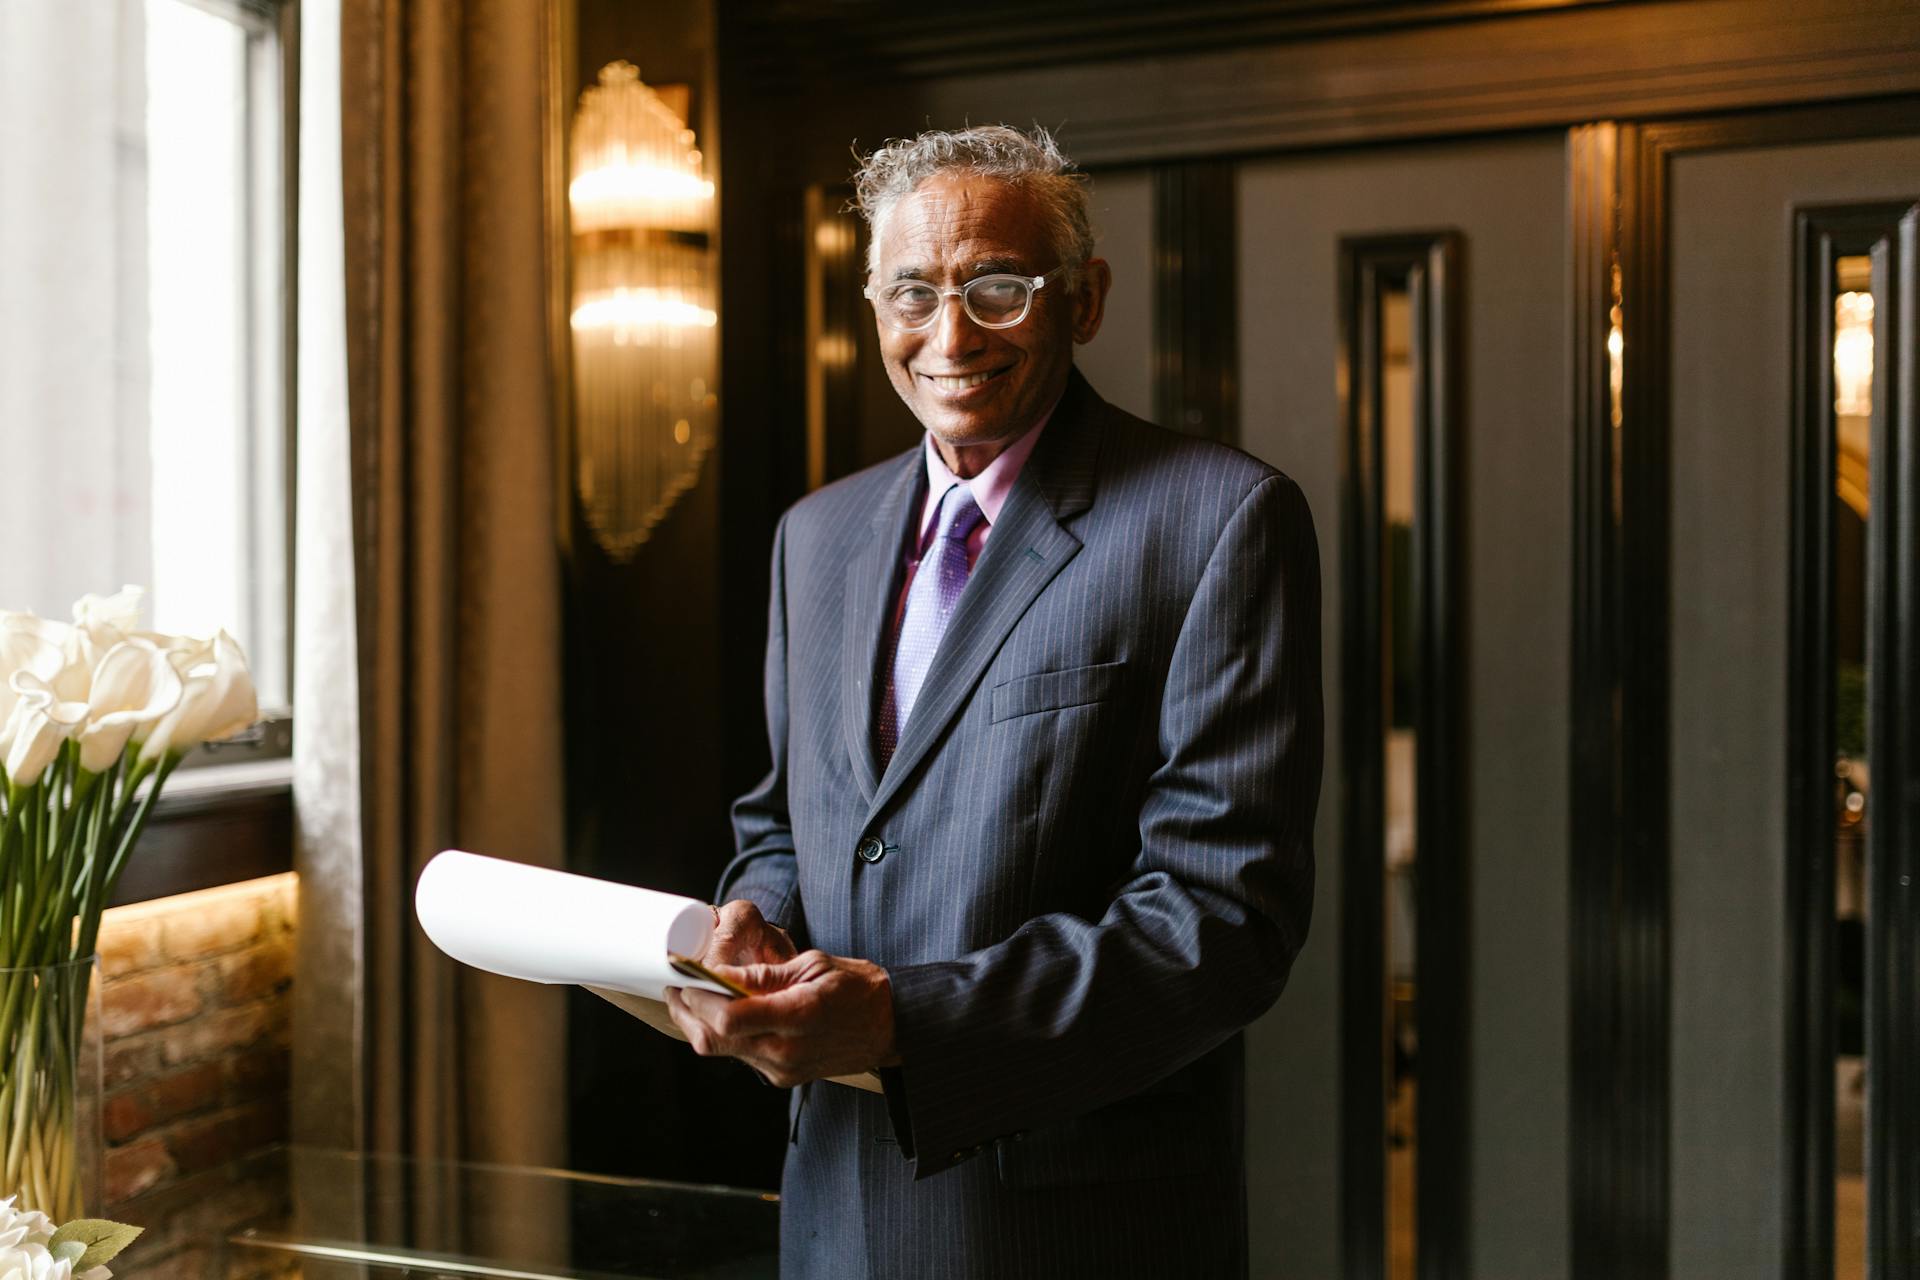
[1833,290,1874,420]
[1833,286,1874,520]
[568,61,717,561]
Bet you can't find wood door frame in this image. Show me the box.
[1791,197,1920,1280]
[1337,232,1469,1280]
[1569,96,1920,1280]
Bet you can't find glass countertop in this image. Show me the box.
[116,1145,779,1278]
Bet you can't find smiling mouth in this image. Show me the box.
[922,368,1007,392]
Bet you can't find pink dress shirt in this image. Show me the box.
[881,407,1054,670]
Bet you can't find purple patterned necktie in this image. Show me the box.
[878,482,986,769]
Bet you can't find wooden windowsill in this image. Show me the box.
[111,759,297,908]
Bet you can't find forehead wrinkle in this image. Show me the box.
[871,174,1051,283]
[887,257,1025,284]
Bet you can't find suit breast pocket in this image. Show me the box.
[989,659,1126,723]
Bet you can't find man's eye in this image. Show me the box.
[973,280,1024,308]
[890,285,938,310]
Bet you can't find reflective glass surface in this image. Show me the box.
[117,1145,779,1278]
[1380,284,1418,1280]
[1831,252,1871,1280]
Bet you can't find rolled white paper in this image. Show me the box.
[415,849,731,999]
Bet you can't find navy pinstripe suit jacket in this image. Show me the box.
[717,369,1322,1279]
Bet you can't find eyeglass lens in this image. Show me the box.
[879,276,1032,330]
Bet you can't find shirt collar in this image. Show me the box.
[918,393,1059,536]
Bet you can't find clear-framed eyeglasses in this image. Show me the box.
[863,264,1070,333]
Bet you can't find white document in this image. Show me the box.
[415,849,733,1000]
[415,849,883,1094]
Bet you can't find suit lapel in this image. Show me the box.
[841,453,924,802]
[862,371,1104,825]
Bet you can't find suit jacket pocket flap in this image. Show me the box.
[990,660,1126,723]
[994,1092,1224,1189]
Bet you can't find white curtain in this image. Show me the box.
[289,0,366,1152]
[0,0,151,617]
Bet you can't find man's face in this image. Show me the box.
[869,173,1105,453]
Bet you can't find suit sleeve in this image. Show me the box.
[881,473,1322,1178]
[716,512,807,941]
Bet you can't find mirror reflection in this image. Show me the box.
[1831,252,1872,1280]
[1381,283,1418,1280]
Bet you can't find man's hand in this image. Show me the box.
[665,950,900,1088]
[700,899,798,968]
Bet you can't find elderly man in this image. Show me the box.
[665,124,1321,1278]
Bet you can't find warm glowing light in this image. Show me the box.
[813,220,856,256]
[570,288,718,336]
[1607,311,1624,430]
[569,62,712,235]
[815,332,857,368]
[1834,291,1874,419]
[101,872,298,927]
[569,166,715,226]
[567,60,717,560]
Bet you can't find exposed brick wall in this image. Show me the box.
[95,874,296,1209]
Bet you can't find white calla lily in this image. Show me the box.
[138,630,257,763]
[0,624,66,731]
[130,630,199,660]
[2,673,88,787]
[76,639,183,774]
[1,614,90,704]
[0,613,72,650]
[69,588,142,641]
[0,589,216,1229]
[68,588,144,680]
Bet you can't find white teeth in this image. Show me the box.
[927,371,997,390]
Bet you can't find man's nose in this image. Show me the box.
[930,293,986,358]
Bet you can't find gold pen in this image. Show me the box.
[666,952,754,998]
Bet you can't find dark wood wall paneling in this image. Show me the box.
[1337,233,1468,1280]
[1153,161,1239,443]
[724,0,1616,83]
[112,781,295,908]
[804,186,867,490]
[1566,119,1650,1280]
[721,0,1920,170]
[1583,101,1920,1280]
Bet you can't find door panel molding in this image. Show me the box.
[1153,160,1239,443]
[1337,231,1469,1280]
[1794,198,1920,1280]
[1786,199,1920,1278]
[1567,119,1658,1280]
[1570,95,1920,1280]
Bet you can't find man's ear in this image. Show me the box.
[1070,258,1113,345]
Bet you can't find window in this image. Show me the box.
[0,0,295,767]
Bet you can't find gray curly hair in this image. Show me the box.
[852,124,1095,283]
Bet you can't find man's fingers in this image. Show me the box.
[712,987,818,1038]
[663,986,709,1048]
[708,960,791,993]
[703,904,799,967]
[676,977,814,1040]
[671,986,774,1059]
[709,949,826,993]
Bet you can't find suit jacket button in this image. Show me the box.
[856,837,885,864]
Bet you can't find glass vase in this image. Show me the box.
[0,957,102,1221]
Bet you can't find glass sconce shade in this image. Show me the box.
[567,62,717,561]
